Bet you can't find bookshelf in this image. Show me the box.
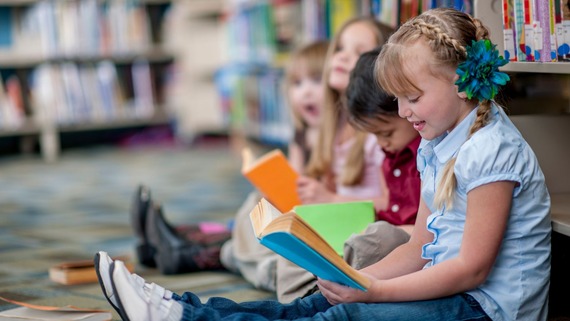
[0,0,175,161]
[217,0,474,147]
[475,0,570,317]
[474,0,570,235]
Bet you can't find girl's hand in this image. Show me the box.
[317,277,372,305]
[296,176,336,204]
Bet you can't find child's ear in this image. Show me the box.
[457,91,468,100]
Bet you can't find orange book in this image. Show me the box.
[241,148,301,213]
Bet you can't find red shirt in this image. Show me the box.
[375,135,421,225]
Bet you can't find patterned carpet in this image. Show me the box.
[0,140,275,320]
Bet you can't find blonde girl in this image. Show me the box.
[297,16,393,208]
[285,40,329,173]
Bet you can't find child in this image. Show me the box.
[127,41,329,280]
[341,47,421,270]
[97,7,551,321]
[219,40,330,290]
[285,41,330,172]
[296,17,394,207]
[277,46,421,303]
[276,17,394,302]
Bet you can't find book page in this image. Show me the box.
[249,198,282,238]
[0,296,111,321]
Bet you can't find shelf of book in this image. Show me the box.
[219,0,474,147]
[551,193,570,237]
[475,1,570,233]
[0,0,175,161]
[57,111,169,133]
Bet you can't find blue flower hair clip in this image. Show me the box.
[455,39,510,101]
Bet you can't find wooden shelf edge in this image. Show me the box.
[0,120,40,137]
[57,113,170,133]
[501,62,570,74]
[551,193,570,237]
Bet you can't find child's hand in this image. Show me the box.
[317,277,371,305]
[296,176,335,204]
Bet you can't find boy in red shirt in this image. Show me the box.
[342,47,421,270]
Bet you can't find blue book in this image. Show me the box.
[249,198,371,290]
[0,7,13,47]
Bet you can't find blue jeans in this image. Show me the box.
[173,292,491,321]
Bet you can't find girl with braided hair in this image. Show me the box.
[94,8,551,321]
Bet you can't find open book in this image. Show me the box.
[241,148,301,213]
[249,198,371,290]
[294,201,375,256]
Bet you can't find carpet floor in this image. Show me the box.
[0,141,275,320]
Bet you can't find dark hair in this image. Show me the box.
[346,47,398,129]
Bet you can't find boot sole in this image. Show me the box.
[110,262,132,321]
[94,253,121,315]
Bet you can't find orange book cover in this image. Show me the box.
[241,148,301,213]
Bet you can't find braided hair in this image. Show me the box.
[376,8,494,209]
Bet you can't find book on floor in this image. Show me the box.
[241,148,301,213]
[249,198,371,291]
[293,201,375,256]
[49,257,134,285]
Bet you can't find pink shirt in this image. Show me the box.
[334,134,384,198]
[376,135,421,225]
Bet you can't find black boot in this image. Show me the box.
[146,204,225,275]
[130,185,156,267]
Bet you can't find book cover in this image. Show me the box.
[49,257,133,285]
[0,7,13,48]
[241,148,301,213]
[328,0,356,35]
[514,0,528,61]
[557,0,570,61]
[502,0,518,61]
[523,0,536,61]
[250,198,371,291]
[535,0,556,61]
[294,201,375,256]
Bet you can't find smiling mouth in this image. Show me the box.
[412,121,425,131]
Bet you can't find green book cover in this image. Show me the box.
[293,201,375,256]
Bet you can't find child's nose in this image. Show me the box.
[398,103,411,118]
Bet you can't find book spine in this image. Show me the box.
[535,0,555,61]
[523,0,536,61]
[559,0,570,60]
[514,0,527,61]
[503,0,518,61]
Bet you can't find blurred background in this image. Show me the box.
[0,0,481,161]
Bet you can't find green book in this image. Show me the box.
[293,201,375,256]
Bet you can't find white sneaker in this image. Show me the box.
[95,251,173,315]
[111,260,178,321]
[95,251,123,313]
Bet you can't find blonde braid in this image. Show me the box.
[434,101,493,210]
[417,15,493,210]
[410,20,467,60]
